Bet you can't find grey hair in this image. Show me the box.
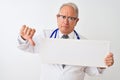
[59,2,79,17]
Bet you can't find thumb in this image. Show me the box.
[28,38,35,46]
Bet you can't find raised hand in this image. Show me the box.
[20,25,36,46]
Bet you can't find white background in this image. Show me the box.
[0,0,120,80]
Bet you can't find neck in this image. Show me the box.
[60,30,72,35]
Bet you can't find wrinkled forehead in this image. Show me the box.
[59,6,77,17]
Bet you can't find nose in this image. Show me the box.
[64,18,69,25]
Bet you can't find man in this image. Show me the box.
[18,2,114,80]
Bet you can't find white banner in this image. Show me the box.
[39,38,110,67]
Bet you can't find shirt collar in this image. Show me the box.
[58,30,75,39]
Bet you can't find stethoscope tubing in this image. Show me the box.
[50,28,80,40]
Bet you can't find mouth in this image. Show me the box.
[63,25,69,28]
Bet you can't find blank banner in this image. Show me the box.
[39,38,110,67]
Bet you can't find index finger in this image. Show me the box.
[20,25,26,33]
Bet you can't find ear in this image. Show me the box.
[56,14,59,18]
[74,18,79,26]
[76,18,79,23]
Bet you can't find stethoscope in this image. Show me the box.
[50,28,80,40]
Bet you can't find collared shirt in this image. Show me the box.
[18,29,104,80]
[59,30,76,39]
[51,29,80,39]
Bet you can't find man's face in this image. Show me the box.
[57,6,79,35]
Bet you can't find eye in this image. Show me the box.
[61,15,66,19]
[68,17,77,21]
[69,17,74,20]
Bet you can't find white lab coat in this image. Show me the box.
[17,29,104,80]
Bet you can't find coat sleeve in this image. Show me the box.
[84,67,105,76]
[17,36,35,53]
